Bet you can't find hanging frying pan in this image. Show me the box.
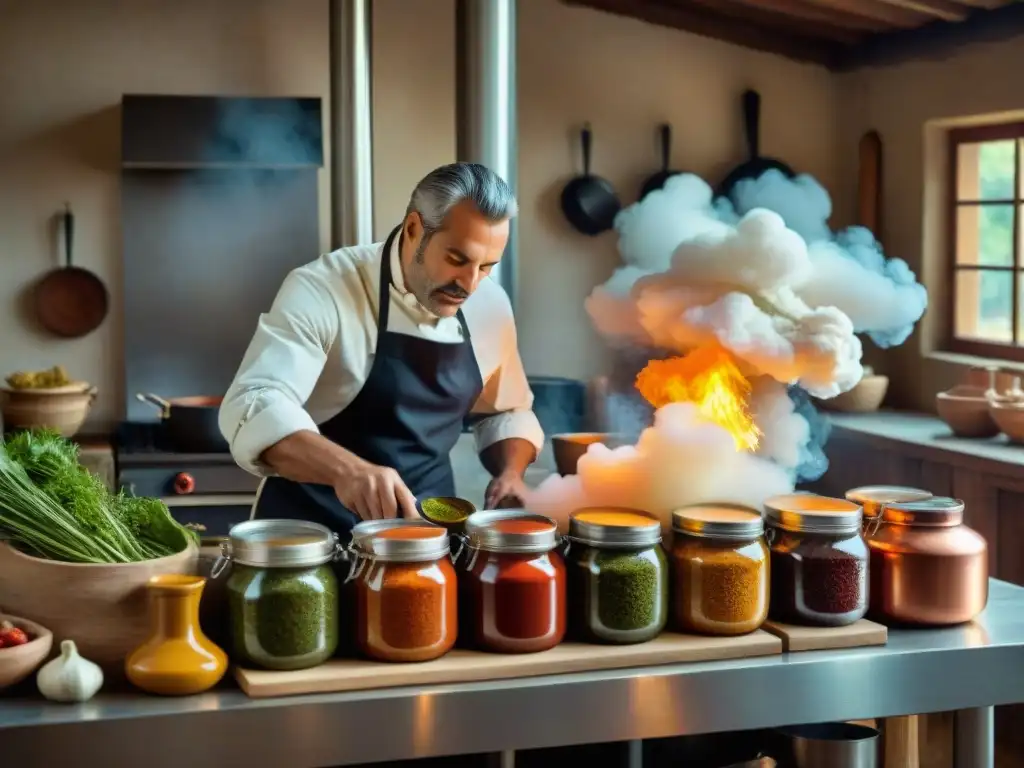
[560,124,621,236]
[639,124,685,200]
[715,90,796,199]
[34,204,109,338]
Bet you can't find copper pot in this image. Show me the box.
[866,497,987,625]
[845,485,932,526]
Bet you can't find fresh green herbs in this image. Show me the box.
[0,429,196,564]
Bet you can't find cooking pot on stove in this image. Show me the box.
[136,393,227,454]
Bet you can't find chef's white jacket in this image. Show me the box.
[219,233,545,476]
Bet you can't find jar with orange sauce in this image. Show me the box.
[353,524,458,662]
[461,510,566,653]
[566,508,668,644]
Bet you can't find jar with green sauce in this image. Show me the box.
[566,507,669,644]
[220,519,341,671]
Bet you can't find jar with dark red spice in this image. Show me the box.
[764,493,868,627]
[461,510,566,654]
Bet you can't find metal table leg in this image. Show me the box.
[625,739,643,768]
[953,706,995,768]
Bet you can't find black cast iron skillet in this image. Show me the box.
[715,90,795,199]
[560,124,621,236]
[639,123,685,200]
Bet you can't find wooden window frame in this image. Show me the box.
[947,121,1024,361]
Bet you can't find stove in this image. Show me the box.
[115,421,259,535]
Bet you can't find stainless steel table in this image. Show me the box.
[3,579,1023,768]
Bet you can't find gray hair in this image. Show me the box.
[406,162,518,236]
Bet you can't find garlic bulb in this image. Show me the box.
[36,639,104,703]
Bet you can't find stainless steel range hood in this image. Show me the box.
[457,0,519,313]
[330,0,374,248]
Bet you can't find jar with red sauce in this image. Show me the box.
[461,510,566,654]
[353,524,458,662]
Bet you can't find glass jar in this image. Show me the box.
[866,497,988,626]
[461,510,566,654]
[845,485,932,532]
[221,519,341,670]
[671,505,769,636]
[354,524,458,662]
[566,508,668,644]
[342,519,441,654]
[764,493,868,627]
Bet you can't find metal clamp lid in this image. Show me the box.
[880,496,965,528]
[464,509,559,554]
[362,525,451,562]
[763,493,862,536]
[845,485,933,519]
[349,518,440,555]
[568,507,662,548]
[209,518,342,578]
[672,504,764,539]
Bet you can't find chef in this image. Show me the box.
[219,162,544,533]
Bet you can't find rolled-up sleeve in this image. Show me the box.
[470,320,545,457]
[219,268,338,476]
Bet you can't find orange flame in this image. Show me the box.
[635,344,761,452]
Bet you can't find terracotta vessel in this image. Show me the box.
[866,497,988,626]
[126,574,227,696]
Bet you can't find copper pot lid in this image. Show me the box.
[881,496,965,528]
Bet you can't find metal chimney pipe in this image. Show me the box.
[457,0,518,312]
[329,0,375,247]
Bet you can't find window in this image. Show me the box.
[948,122,1024,360]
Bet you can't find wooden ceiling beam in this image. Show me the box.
[799,0,933,27]
[836,0,1024,70]
[684,0,865,44]
[563,0,841,66]
[717,0,895,32]
[872,0,970,22]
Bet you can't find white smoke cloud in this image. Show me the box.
[527,169,928,528]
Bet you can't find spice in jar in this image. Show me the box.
[566,508,668,644]
[223,520,340,670]
[356,525,457,662]
[462,511,566,653]
[764,493,868,627]
[670,505,769,636]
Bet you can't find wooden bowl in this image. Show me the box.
[936,386,999,438]
[0,615,53,689]
[819,374,889,413]
[550,432,630,476]
[0,383,97,438]
[0,542,197,674]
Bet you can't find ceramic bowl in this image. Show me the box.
[989,400,1024,444]
[936,386,999,438]
[550,432,630,476]
[819,374,889,413]
[0,615,53,689]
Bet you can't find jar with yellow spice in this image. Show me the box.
[670,505,769,636]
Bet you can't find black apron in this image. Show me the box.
[252,226,484,536]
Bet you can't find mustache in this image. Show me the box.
[434,284,469,300]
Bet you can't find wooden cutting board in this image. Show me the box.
[762,619,887,652]
[234,630,783,699]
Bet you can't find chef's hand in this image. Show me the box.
[333,460,418,520]
[485,471,528,510]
